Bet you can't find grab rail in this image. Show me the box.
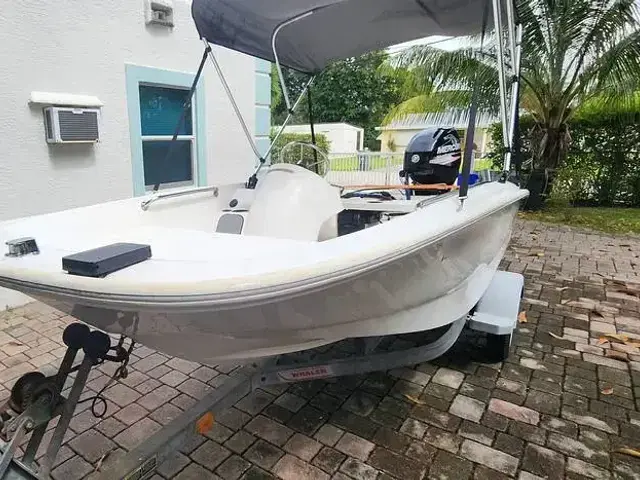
[140,185,219,211]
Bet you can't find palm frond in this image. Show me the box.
[575,90,640,120]
[591,29,640,89]
[382,87,501,126]
[561,0,639,96]
[382,0,640,152]
[520,88,545,122]
[394,45,500,95]
[571,28,640,116]
[517,0,548,62]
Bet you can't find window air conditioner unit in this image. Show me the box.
[43,106,101,144]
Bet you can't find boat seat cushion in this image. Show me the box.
[243,164,344,242]
[215,212,245,234]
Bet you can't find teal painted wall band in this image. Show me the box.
[125,64,207,196]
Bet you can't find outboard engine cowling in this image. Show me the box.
[401,127,462,192]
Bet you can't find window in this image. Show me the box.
[125,64,207,196]
[139,84,196,190]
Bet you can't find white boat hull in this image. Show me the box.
[33,202,516,364]
[0,171,527,364]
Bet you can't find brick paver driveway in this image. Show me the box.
[1,219,640,479]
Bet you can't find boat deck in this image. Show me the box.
[341,197,421,213]
[1,220,639,479]
[0,181,526,298]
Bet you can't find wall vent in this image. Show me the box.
[43,107,101,144]
[145,0,174,27]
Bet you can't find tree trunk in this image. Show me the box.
[523,170,550,211]
[538,125,568,170]
[523,123,569,210]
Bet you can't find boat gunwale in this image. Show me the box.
[0,187,528,308]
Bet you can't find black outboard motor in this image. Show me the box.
[400,127,462,195]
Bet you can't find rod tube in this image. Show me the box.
[492,0,510,157]
[460,0,489,202]
[504,23,523,173]
[505,0,517,71]
[459,111,477,201]
[203,40,262,161]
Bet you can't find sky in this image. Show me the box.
[386,35,463,54]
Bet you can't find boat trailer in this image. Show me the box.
[0,271,523,480]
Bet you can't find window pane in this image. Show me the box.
[139,85,193,136]
[143,140,193,187]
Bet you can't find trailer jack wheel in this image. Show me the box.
[9,372,46,413]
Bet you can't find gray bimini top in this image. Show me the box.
[191,0,513,74]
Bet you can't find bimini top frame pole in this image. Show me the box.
[190,0,521,186]
[202,39,263,163]
[505,23,523,174]
[262,77,314,163]
[272,11,315,113]
[495,0,522,176]
[201,9,319,189]
[492,0,510,163]
[460,0,520,200]
[249,11,318,187]
[202,35,313,188]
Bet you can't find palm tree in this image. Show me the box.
[387,0,640,200]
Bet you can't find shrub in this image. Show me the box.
[487,112,640,207]
[268,131,331,175]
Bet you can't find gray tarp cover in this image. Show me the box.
[191,0,505,73]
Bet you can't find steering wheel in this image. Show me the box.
[277,141,331,177]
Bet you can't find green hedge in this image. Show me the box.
[487,113,640,207]
[269,131,331,175]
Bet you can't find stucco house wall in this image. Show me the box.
[0,0,270,308]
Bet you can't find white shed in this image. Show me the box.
[0,0,271,308]
[376,110,499,155]
[279,122,365,155]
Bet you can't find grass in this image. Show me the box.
[473,158,495,171]
[329,155,403,171]
[328,155,496,172]
[520,204,640,236]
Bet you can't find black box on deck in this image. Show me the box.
[62,243,152,278]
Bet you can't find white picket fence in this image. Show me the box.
[325,152,404,186]
[274,148,490,187]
